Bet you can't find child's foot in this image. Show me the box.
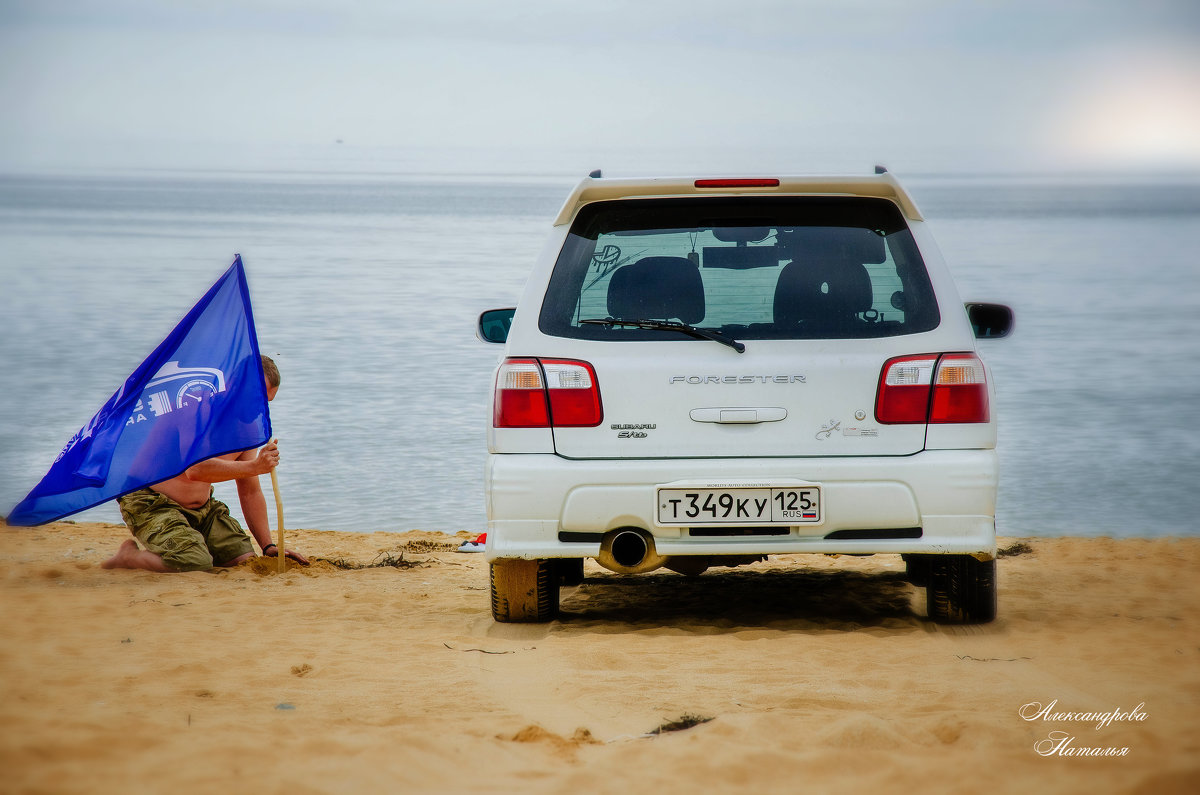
[101,538,140,569]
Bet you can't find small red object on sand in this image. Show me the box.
[456,532,488,553]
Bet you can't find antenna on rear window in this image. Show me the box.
[874,164,889,174]
[589,169,603,179]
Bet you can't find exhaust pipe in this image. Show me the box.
[597,529,666,574]
[597,529,755,576]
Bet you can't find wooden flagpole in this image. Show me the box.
[270,467,285,574]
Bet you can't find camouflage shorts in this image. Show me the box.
[117,488,254,571]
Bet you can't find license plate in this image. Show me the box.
[656,486,822,525]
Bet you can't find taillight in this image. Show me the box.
[929,354,989,423]
[877,353,989,424]
[694,178,780,188]
[540,359,603,426]
[494,359,549,427]
[493,358,603,428]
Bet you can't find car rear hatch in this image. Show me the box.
[550,340,928,458]
[533,194,945,459]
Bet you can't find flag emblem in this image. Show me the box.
[6,256,271,526]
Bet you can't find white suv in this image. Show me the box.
[479,168,1012,624]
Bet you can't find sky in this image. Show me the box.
[1,0,1199,176]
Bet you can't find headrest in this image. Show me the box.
[608,256,705,325]
[780,227,886,264]
[773,260,873,326]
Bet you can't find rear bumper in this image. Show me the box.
[485,451,997,561]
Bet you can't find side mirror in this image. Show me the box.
[477,308,515,344]
[965,303,1014,339]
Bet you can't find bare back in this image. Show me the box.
[151,450,250,509]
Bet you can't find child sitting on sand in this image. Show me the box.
[102,355,307,572]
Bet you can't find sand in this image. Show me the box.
[1,521,1198,794]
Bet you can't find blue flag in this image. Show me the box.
[6,256,271,526]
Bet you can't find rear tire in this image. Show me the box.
[490,559,559,623]
[903,554,932,587]
[926,556,996,624]
[557,558,585,586]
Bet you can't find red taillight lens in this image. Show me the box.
[876,355,937,424]
[493,358,603,428]
[877,353,989,424]
[541,359,603,426]
[929,354,989,423]
[494,359,549,427]
[694,178,780,188]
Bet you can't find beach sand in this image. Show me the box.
[1,521,1197,794]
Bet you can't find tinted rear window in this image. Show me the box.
[539,197,939,340]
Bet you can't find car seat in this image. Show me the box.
[773,259,874,333]
[607,256,705,324]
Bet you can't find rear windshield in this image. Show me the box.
[539,197,939,340]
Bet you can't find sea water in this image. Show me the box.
[1,170,1198,537]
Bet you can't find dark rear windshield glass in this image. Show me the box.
[539,197,940,340]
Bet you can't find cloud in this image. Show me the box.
[2,1,1198,173]
[1044,43,1200,169]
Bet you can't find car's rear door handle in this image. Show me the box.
[689,407,787,424]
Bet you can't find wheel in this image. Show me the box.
[926,555,996,624]
[557,558,585,586]
[903,554,931,587]
[490,559,559,623]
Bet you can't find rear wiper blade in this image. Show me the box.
[580,318,745,353]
